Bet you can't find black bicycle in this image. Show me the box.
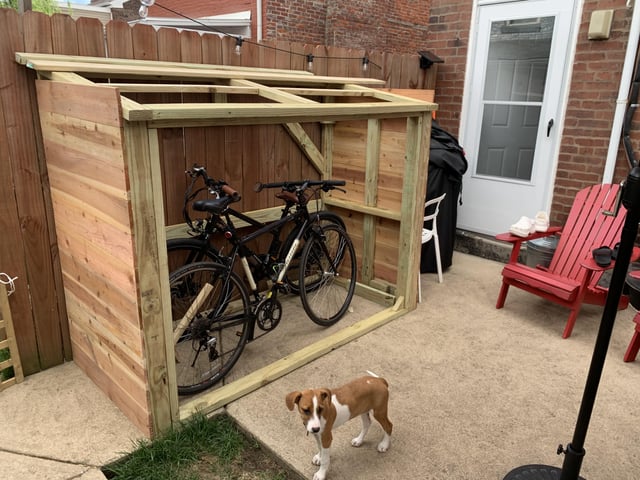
[169,173,357,395]
[167,165,346,295]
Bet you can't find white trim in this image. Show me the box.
[542,0,583,208]
[604,0,640,182]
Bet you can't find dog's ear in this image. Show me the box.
[318,388,332,405]
[285,391,302,411]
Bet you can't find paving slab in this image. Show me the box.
[0,361,144,480]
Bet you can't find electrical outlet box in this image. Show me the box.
[588,9,614,40]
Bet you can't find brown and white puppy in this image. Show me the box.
[285,374,393,480]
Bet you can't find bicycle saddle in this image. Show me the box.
[193,197,234,215]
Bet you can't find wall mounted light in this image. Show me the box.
[418,50,444,69]
[307,54,314,72]
[235,36,243,55]
[362,57,370,73]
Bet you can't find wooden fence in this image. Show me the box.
[0,8,437,377]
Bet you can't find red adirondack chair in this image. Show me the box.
[495,183,637,338]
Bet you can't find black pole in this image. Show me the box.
[559,166,640,478]
[504,167,640,480]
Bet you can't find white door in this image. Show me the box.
[458,0,578,235]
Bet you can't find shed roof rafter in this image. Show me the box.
[15,52,436,127]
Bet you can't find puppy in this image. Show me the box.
[285,374,392,480]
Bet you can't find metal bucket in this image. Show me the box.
[525,236,559,268]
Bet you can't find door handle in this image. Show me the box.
[547,119,554,137]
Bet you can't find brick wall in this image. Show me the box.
[264,0,431,53]
[552,0,633,223]
[428,0,637,226]
[425,0,472,136]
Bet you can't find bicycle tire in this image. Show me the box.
[280,211,346,295]
[298,224,357,326]
[169,261,251,395]
[167,237,223,273]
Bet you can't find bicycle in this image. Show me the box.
[167,165,346,295]
[169,177,357,395]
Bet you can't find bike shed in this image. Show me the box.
[15,52,436,437]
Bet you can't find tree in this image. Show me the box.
[0,0,61,15]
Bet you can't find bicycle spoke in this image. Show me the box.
[299,224,356,326]
[170,262,251,395]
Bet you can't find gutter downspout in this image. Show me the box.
[256,0,263,41]
[604,0,640,182]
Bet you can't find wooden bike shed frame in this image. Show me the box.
[16,52,436,437]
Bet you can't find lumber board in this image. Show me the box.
[283,122,325,175]
[124,121,178,435]
[0,283,24,386]
[106,83,261,95]
[17,55,387,87]
[396,114,431,308]
[324,197,401,221]
[361,119,382,283]
[179,303,408,419]
[15,52,313,76]
[129,102,434,126]
[231,78,317,104]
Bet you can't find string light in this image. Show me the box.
[141,2,382,74]
[138,0,155,19]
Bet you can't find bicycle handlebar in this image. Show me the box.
[254,179,346,193]
[187,165,241,201]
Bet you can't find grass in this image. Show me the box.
[0,347,14,381]
[102,413,298,480]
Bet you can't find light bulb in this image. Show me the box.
[362,57,369,73]
[141,0,155,6]
[307,54,314,72]
[138,5,148,18]
[235,37,243,55]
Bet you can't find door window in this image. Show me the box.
[476,16,554,181]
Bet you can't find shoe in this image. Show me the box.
[534,211,549,232]
[509,216,535,237]
[612,242,620,260]
[592,246,612,267]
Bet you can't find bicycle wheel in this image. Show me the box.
[280,211,346,295]
[169,261,251,395]
[298,224,357,326]
[167,237,222,274]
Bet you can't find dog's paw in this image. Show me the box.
[377,434,391,452]
[313,470,326,480]
[351,437,363,447]
[312,453,321,466]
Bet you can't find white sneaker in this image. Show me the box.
[534,211,549,232]
[509,216,535,237]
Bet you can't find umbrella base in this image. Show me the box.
[503,464,585,480]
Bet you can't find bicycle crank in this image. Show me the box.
[255,297,282,331]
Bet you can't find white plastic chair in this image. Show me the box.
[419,192,446,302]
